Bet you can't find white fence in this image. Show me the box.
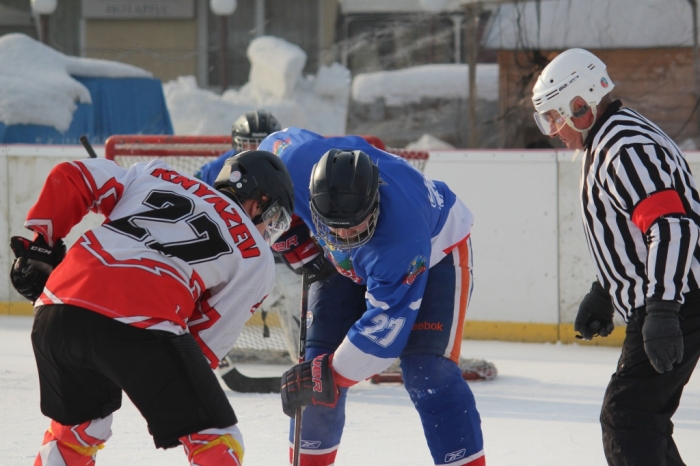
[3,145,699,333]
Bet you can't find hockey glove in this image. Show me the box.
[281,353,340,417]
[272,215,335,283]
[643,300,683,373]
[574,281,615,340]
[10,236,66,302]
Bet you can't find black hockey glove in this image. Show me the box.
[281,353,340,417]
[643,300,683,373]
[10,236,66,302]
[271,216,335,283]
[574,281,615,340]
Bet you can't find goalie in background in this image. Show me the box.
[260,127,485,466]
[196,109,281,186]
[10,150,294,465]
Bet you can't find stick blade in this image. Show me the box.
[221,366,282,393]
[370,358,498,384]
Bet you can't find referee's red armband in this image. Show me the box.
[631,189,686,233]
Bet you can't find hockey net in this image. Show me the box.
[104,134,429,365]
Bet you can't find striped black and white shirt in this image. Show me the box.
[581,100,700,318]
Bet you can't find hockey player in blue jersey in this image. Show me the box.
[261,127,485,466]
[196,110,281,185]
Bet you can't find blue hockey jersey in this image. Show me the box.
[259,128,473,384]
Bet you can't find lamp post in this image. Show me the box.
[210,0,237,93]
[31,0,57,45]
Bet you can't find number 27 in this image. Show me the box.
[360,313,405,347]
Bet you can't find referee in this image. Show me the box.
[532,48,700,466]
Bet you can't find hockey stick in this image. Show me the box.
[218,359,281,393]
[369,358,498,384]
[79,135,98,158]
[292,271,310,466]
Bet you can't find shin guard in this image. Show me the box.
[180,425,244,466]
[34,416,112,466]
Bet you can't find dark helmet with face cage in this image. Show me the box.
[309,149,379,250]
[232,110,281,152]
[214,150,294,245]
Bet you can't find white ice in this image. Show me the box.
[2,315,699,465]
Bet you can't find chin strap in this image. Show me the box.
[566,103,598,163]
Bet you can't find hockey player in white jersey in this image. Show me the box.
[10,150,293,465]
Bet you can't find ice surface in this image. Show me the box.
[2,315,699,465]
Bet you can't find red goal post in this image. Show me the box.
[104,134,429,174]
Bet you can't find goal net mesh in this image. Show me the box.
[105,134,429,364]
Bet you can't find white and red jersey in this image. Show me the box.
[27,158,275,368]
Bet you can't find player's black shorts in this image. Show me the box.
[31,304,237,449]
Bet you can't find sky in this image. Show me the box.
[2,315,699,466]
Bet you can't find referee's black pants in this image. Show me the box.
[601,290,700,466]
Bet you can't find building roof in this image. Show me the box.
[483,0,695,50]
[338,0,464,14]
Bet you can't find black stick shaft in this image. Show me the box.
[292,272,310,466]
[79,135,98,158]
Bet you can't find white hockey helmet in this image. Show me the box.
[532,48,614,136]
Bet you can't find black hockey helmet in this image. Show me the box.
[232,110,281,152]
[309,149,380,250]
[214,150,294,245]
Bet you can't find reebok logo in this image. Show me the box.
[300,440,321,449]
[445,448,466,463]
[412,321,443,331]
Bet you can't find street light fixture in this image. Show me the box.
[210,0,237,92]
[31,0,57,45]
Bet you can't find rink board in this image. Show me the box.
[2,145,700,346]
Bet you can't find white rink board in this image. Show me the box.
[424,151,559,324]
[0,145,105,303]
[2,146,700,326]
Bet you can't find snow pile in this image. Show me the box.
[352,64,499,106]
[164,36,351,136]
[0,34,151,132]
[405,133,455,150]
[247,37,307,99]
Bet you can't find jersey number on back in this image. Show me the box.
[106,190,232,264]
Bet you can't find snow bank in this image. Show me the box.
[405,133,455,150]
[0,34,151,132]
[247,36,307,99]
[164,36,351,136]
[352,64,499,106]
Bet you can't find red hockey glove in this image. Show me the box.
[271,215,335,283]
[10,236,65,302]
[281,353,340,417]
